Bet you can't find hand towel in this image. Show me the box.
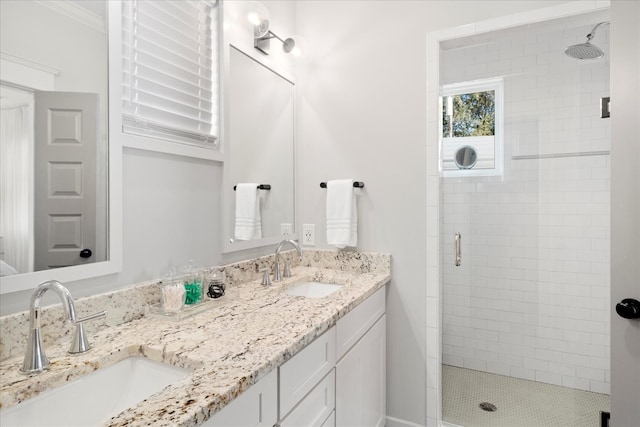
[234,183,262,240]
[326,179,357,249]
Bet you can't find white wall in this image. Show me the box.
[0,1,106,100]
[0,0,297,314]
[440,12,611,394]
[294,1,570,425]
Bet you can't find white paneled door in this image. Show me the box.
[34,91,98,271]
[610,1,640,426]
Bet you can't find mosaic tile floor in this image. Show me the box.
[443,365,611,427]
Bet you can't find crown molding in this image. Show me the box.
[35,1,106,33]
[0,52,60,76]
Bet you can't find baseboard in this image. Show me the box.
[386,415,427,427]
[385,416,464,427]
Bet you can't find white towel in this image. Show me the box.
[234,183,262,241]
[326,179,357,249]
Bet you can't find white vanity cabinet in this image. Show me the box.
[203,286,386,427]
[202,369,277,427]
[335,287,386,427]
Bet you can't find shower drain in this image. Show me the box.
[479,402,497,412]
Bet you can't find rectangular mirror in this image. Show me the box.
[223,46,295,252]
[0,0,121,293]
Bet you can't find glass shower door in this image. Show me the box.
[440,10,611,427]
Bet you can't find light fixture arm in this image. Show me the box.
[267,31,284,43]
[253,23,295,55]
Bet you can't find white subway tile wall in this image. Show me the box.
[440,13,610,394]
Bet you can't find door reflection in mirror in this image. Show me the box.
[0,0,108,276]
[0,85,105,275]
[34,91,100,271]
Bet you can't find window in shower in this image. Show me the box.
[440,78,503,177]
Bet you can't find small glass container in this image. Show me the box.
[206,268,226,299]
[160,278,186,312]
[182,261,204,305]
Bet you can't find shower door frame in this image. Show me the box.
[424,1,629,426]
[609,1,640,425]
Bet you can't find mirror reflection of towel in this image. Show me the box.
[326,179,357,249]
[234,183,262,240]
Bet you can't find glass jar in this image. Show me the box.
[182,261,204,305]
[206,268,226,299]
[160,278,186,312]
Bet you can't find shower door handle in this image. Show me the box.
[455,232,461,266]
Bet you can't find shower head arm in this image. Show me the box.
[586,21,610,41]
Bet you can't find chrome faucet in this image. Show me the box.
[274,239,303,282]
[21,280,106,374]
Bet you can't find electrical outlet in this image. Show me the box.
[280,223,292,236]
[302,224,315,246]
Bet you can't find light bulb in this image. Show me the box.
[247,12,260,26]
[245,1,270,28]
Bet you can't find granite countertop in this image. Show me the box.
[0,265,390,426]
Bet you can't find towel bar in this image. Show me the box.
[233,184,271,191]
[320,181,364,189]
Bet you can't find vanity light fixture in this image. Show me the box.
[252,18,296,55]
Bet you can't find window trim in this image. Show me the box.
[119,0,224,161]
[440,77,503,177]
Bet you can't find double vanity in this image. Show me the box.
[0,250,390,426]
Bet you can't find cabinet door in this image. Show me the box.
[336,287,385,360]
[202,369,277,427]
[335,314,386,427]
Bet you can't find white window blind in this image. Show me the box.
[122,0,220,148]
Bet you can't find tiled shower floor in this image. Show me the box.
[443,365,611,427]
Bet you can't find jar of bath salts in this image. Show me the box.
[182,261,204,305]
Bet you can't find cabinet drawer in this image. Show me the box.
[280,369,335,427]
[279,327,336,417]
[202,369,277,427]
[336,286,385,360]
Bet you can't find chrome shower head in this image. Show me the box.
[565,21,609,60]
[564,41,604,59]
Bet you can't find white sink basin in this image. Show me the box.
[285,282,342,298]
[0,356,190,427]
